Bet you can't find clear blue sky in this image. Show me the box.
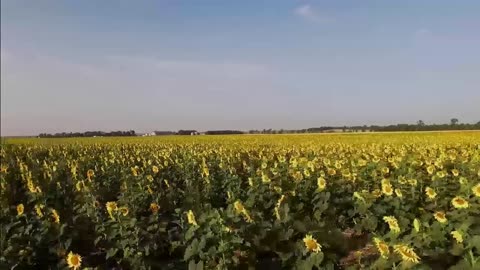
[2,0,479,135]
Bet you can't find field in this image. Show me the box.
[1,132,480,269]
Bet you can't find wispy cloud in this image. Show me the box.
[294,4,329,23]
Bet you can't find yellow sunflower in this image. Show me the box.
[451,230,463,243]
[373,237,390,258]
[433,211,447,224]
[150,203,160,214]
[426,165,435,175]
[382,184,393,196]
[395,189,403,198]
[152,165,159,174]
[425,187,437,199]
[393,244,420,264]
[186,210,197,226]
[119,206,129,216]
[472,183,480,197]
[35,204,45,218]
[451,169,459,177]
[383,216,400,233]
[436,171,446,179]
[317,177,326,191]
[234,200,245,214]
[17,204,24,216]
[51,209,60,224]
[66,251,82,270]
[303,234,322,253]
[451,196,469,209]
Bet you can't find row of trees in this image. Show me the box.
[38,130,136,138]
[248,119,480,134]
[37,119,480,137]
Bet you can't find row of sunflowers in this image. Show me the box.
[1,132,479,269]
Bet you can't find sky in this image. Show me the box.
[1,0,480,136]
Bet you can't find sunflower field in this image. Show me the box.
[1,132,480,269]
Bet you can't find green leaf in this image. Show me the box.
[106,248,118,259]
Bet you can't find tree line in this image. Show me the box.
[38,130,136,138]
[37,119,480,137]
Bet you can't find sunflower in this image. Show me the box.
[393,244,420,264]
[451,230,463,243]
[472,183,480,197]
[186,210,197,226]
[51,209,60,224]
[381,167,390,175]
[383,216,400,233]
[395,189,403,198]
[152,165,159,174]
[317,177,326,191]
[17,204,24,216]
[373,238,390,258]
[234,201,245,214]
[408,179,417,187]
[451,196,469,209]
[86,169,94,179]
[372,189,382,198]
[426,165,435,175]
[303,234,322,253]
[436,171,446,179]
[106,201,118,220]
[382,184,393,196]
[433,211,447,224]
[150,203,160,213]
[451,169,459,177]
[425,187,437,199]
[119,206,129,216]
[106,201,118,212]
[327,168,336,176]
[35,204,44,218]
[66,251,82,269]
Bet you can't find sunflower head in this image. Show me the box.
[51,209,60,224]
[150,203,160,214]
[433,211,447,224]
[373,238,390,258]
[119,206,129,216]
[451,230,463,243]
[382,184,393,196]
[451,169,459,177]
[451,196,469,209]
[66,251,82,269]
[317,177,326,191]
[303,234,322,253]
[35,204,45,218]
[425,187,437,199]
[394,244,420,264]
[17,204,24,216]
[186,210,197,226]
[106,201,118,212]
[472,184,480,197]
[395,189,403,198]
[383,216,400,233]
[234,201,245,214]
[152,165,159,174]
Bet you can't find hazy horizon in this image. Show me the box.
[2,1,480,136]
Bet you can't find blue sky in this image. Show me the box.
[2,0,479,135]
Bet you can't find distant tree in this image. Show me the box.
[450,118,459,125]
[417,120,425,126]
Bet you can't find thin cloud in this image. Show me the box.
[294,4,329,23]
